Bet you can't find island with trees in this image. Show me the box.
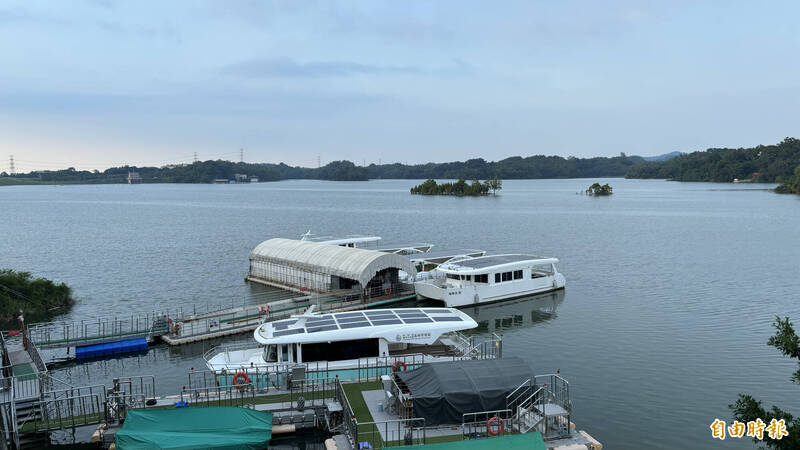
[586,183,613,196]
[410,177,502,196]
[0,269,74,325]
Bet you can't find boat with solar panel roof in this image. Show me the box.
[203,306,502,383]
[414,254,566,307]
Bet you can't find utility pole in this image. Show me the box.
[8,155,14,175]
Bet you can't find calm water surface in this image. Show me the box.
[2,178,799,449]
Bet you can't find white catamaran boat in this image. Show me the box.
[204,307,501,382]
[414,254,566,307]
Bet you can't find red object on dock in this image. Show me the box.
[7,330,20,336]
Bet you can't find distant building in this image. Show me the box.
[250,177,259,183]
[234,173,249,183]
[212,179,229,184]
[127,171,142,184]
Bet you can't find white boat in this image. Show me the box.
[414,254,566,307]
[204,307,501,382]
[299,230,434,254]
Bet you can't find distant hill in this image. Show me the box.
[2,154,646,184]
[642,151,683,162]
[626,138,800,183]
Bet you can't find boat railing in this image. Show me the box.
[449,331,503,360]
[202,341,259,363]
[462,408,513,440]
[505,378,534,414]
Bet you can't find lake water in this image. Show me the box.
[2,178,799,449]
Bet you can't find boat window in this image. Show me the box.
[531,263,554,278]
[494,273,500,283]
[474,274,488,283]
[446,274,460,280]
[464,275,471,281]
[292,343,298,363]
[302,338,379,363]
[501,271,512,282]
[263,345,277,363]
[280,344,289,362]
[513,270,523,280]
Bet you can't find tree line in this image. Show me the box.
[625,137,800,184]
[1,154,643,184]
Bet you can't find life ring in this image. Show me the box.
[392,361,407,372]
[487,416,504,436]
[232,371,250,390]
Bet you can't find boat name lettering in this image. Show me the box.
[396,332,431,341]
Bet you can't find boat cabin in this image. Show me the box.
[254,307,477,365]
[437,254,560,288]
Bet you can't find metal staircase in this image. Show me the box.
[506,374,572,439]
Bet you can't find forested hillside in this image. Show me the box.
[626,138,800,183]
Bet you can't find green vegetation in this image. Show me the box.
[626,137,800,183]
[410,177,501,196]
[1,154,642,186]
[730,317,800,449]
[585,183,613,196]
[372,154,641,179]
[0,269,74,323]
[775,166,800,194]
[728,317,800,450]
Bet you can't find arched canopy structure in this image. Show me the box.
[248,238,417,294]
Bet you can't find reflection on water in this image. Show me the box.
[460,290,565,334]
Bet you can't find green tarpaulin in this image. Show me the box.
[116,407,273,450]
[394,433,547,450]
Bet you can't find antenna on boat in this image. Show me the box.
[301,230,313,241]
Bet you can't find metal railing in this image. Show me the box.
[357,418,427,448]
[26,392,106,432]
[26,313,169,349]
[462,409,513,440]
[506,378,534,415]
[513,374,571,439]
[180,383,256,408]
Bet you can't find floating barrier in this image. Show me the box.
[75,337,148,359]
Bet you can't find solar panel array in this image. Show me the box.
[270,309,464,336]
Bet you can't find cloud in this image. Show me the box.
[223,57,422,78]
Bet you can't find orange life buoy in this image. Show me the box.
[232,371,250,390]
[487,416,504,436]
[392,361,407,372]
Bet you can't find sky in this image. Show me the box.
[1,0,799,172]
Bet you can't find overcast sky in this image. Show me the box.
[1,0,799,172]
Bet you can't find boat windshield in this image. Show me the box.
[263,344,277,362]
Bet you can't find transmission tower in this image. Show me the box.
[240,148,244,163]
[8,155,14,174]
[193,152,198,163]
[317,156,321,168]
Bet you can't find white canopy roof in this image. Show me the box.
[254,307,476,345]
[250,238,417,287]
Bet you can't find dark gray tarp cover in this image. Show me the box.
[397,357,535,426]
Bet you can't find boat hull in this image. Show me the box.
[415,274,566,307]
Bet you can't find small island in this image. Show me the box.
[586,182,613,196]
[411,177,502,196]
[0,269,74,325]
